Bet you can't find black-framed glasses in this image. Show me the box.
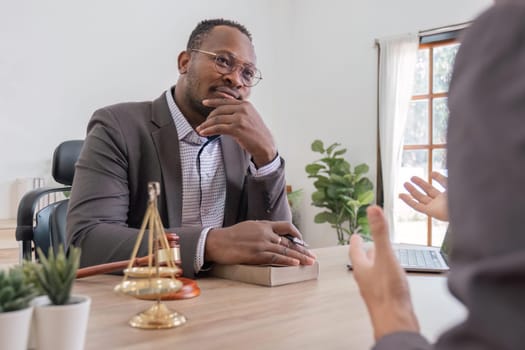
[191,49,263,87]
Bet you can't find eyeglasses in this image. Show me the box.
[191,49,263,87]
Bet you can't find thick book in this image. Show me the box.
[209,261,320,287]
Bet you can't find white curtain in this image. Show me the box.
[377,34,418,240]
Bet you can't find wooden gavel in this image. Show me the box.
[76,233,200,300]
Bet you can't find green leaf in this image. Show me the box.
[311,190,326,203]
[343,205,357,219]
[329,173,346,184]
[358,218,371,236]
[346,198,360,208]
[314,212,338,225]
[320,157,335,167]
[355,177,374,193]
[354,163,369,176]
[332,148,347,157]
[339,195,353,202]
[335,187,352,198]
[313,176,330,188]
[325,143,342,156]
[333,160,350,174]
[311,140,324,153]
[305,163,325,175]
[357,215,369,226]
[357,190,374,205]
[326,186,340,199]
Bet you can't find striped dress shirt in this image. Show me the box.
[165,90,280,272]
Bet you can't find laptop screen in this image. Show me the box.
[440,226,453,264]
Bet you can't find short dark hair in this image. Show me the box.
[186,18,252,50]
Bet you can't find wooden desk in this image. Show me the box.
[68,246,465,350]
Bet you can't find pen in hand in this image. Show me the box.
[283,234,309,248]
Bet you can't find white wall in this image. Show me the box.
[0,0,491,246]
[0,0,285,216]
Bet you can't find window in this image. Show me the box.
[395,39,459,247]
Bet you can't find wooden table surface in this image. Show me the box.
[66,245,465,350]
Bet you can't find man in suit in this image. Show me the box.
[350,1,525,348]
[67,18,316,277]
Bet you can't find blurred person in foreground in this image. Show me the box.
[350,1,525,348]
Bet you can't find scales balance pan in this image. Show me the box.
[114,277,183,300]
[76,236,201,300]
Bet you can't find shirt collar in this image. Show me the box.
[165,89,206,145]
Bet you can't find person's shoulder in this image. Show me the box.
[474,0,525,26]
[97,99,153,116]
[87,99,155,133]
[87,90,170,133]
[93,90,168,120]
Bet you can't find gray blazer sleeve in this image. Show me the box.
[374,332,431,350]
[65,106,201,273]
[374,2,525,349]
[242,159,291,222]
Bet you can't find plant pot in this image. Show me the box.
[31,295,91,350]
[0,306,33,350]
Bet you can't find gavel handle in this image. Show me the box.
[76,256,150,279]
[76,233,180,279]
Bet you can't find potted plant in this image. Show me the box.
[305,140,374,245]
[0,266,37,350]
[30,245,91,350]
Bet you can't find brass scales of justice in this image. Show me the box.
[114,182,188,329]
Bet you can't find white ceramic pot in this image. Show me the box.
[0,306,33,350]
[31,295,91,350]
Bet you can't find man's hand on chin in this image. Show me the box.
[196,98,277,167]
[349,205,420,341]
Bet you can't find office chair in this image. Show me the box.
[15,140,84,261]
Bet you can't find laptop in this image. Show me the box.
[347,228,452,273]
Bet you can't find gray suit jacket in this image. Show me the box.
[375,1,525,349]
[66,89,291,277]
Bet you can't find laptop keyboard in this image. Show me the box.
[394,249,444,269]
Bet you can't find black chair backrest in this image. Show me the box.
[49,199,69,253]
[33,201,64,257]
[53,140,83,186]
[16,140,84,260]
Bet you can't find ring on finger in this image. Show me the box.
[282,246,288,256]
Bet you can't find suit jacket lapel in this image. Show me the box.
[151,91,182,227]
[221,136,249,226]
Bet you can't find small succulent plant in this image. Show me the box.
[33,245,81,305]
[0,266,37,312]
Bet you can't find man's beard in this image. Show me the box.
[185,74,215,122]
[188,94,214,119]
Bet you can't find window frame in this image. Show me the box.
[403,38,458,246]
